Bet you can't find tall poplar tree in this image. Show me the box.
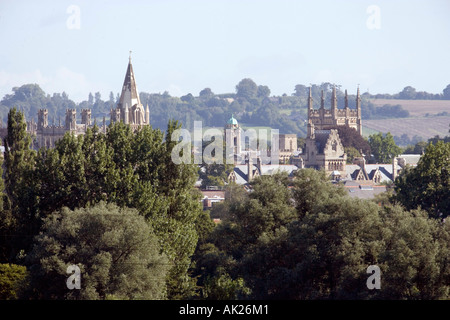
[3,107,37,259]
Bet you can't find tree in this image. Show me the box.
[394,140,450,219]
[443,84,450,100]
[403,141,428,154]
[246,196,383,299]
[293,84,308,97]
[88,92,94,106]
[399,86,417,99]
[292,169,346,217]
[181,93,195,103]
[236,78,258,100]
[194,173,296,299]
[328,125,371,158]
[199,88,214,100]
[3,107,38,259]
[0,263,28,299]
[376,205,449,299]
[257,85,270,98]
[151,120,206,299]
[24,202,168,300]
[344,146,362,164]
[368,132,402,163]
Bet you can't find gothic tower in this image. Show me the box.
[307,86,362,137]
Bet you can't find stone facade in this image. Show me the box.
[301,128,347,176]
[278,133,298,163]
[28,108,108,149]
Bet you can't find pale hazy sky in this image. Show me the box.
[1,0,449,102]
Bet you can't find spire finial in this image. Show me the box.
[129,50,132,63]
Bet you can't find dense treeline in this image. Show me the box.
[5,81,448,139]
[368,84,450,100]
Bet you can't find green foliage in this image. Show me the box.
[3,107,38,259]
[292,169,346,217]
[0,264,28,299]
[344,146,362,163]
[401,140,427,153]
[376,206,447,299]
[195,168,450,300]
[394,140,450,219]
[202,268,251,300]
[368,132,402,163]
[236,78,258,100]
[0,114,207,299]
[24,202,168,300]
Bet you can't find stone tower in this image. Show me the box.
[81,109,92,126]
[37,109,48,129]
[65,109,77,130]
[307,86,362,135]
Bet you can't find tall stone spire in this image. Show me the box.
[110,53,149,129]
[118,52,141,115]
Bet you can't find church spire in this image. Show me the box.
[118,53,141,112]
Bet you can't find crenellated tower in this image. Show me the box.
[307,86,362,137]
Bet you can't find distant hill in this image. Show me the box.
[369,99,450,117]
[363,99,449,142]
